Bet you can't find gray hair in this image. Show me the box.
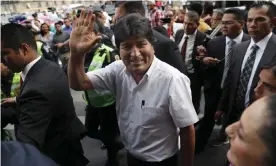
[213,9,224,18]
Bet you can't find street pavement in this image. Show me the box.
[5,89,229,166]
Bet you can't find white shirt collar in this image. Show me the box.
[226,31,244,45]
[21,56,41,81]
[248,32,272,51]
[145,56,157,80]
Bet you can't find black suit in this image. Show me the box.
[175,29,207,113]
[16,58,89,166]
[152,29,187,75]
[219,33,276,132]
[195,33,250,152]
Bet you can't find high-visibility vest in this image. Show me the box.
[10,72,21,97]
[83,44,117,108]
[36,41,43,56]
[1,72,21,99]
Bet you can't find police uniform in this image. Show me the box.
[83,42,121,166]
[1,72,20,140]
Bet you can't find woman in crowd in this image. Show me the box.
[226,94,276,166]
[37,23,54,47]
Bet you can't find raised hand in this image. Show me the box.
[70,9,102,56]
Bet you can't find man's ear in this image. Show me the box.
[271,17,276,28]
[239,20,245,28]
[20,43,31,56]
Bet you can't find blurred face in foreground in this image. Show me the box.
[226,98,268,166]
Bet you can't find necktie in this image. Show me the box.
[181,36,189,61]
[235,44,259,110]
[221,40,236,88]
[167,26,172,36]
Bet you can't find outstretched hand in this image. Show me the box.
[70,9,102,56]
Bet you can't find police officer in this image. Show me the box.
[1,63,20,140]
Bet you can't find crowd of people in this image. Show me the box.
[1,1,276,166]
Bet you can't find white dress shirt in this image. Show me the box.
[225,31,244,56]
[21,56,41,81]
[178,30,197,73]
[87,57,198,161]
[242,32,272,106]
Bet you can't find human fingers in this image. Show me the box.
[84,10,92,27]
[72,16,77,29]
[87,14,96,33]
[78,9,86,26]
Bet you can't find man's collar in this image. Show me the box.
[249,32,273,51]
[184,30,197,38]
[226,31,244,44]
[144,56,157,80]
[21,56,41,81]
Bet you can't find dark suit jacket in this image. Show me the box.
[152,29,187,75]
[218,33,276,114]
[16,58,88,166]
[175,29,207,72]
[204,33,250,90]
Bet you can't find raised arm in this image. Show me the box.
[68,9,102,91]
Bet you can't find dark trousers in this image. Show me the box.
[195,88,222,151]
[85,104,120,166]
[127,152,178,166]
[188,72,203,114]
[51,139,89,166]
[220,105,243,139]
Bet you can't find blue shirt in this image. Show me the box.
[1,141,57,166]
[63,26,72,34]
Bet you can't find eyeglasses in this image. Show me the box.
[221,21,236,26]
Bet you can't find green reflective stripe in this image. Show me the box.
[36,41,43,56]
[10,73,20,97]
[83,44,115,108]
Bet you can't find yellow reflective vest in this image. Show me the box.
[83,44,118,108]
[36,41,43,56]
[1,72,21,99]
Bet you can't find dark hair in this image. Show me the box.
[203,2,213,16]
[250,1,276,19]
[120,1,146,17]
[262,58,276,77]
[188,2,203,16]
[114,13,154,49]
[224,8,244,21]
[186,10,200,23]
[32,13,38,18]
[55,21,63,27]
[153,25,169,37]
[1,23,37,51]
[260,94,276,166]
[115,1,125,8]
[40,23,50,36]
[93,10,103,18]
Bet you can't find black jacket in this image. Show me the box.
[16,58,88,166]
